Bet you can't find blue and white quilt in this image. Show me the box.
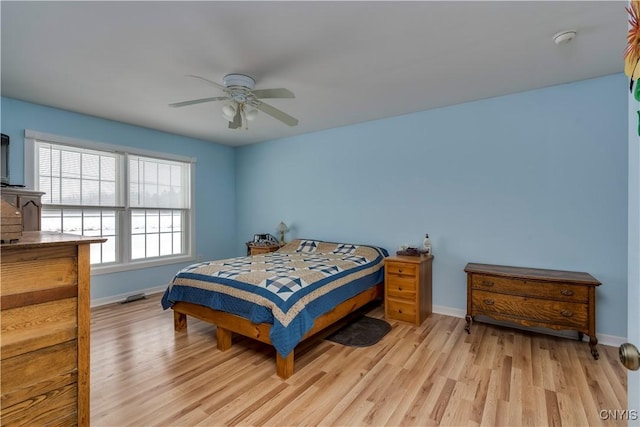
[161,239,388,357]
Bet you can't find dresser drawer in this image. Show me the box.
[386,261,416,277]
[1,247,78,299]
[471,274,588,302]
[472,290,588,329]
[1,297,78,359]
[249,245,279,255]
[1,340,78,406]
[386,275,416,299]
[1,382,78,427]
[386,297,417,323]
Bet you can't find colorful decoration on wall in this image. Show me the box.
[626,0,640,91]
[626,0,640,134]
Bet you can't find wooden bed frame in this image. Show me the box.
[171,282,383,379]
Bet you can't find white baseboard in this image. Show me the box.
[432,305,626,348]
[597,333,627,348]
[90,285,167,308]
[433,305,466,318]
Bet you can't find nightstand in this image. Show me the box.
[384,255,433,325]
[246,242,280,256]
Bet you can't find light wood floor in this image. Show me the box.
[90,293,626,426]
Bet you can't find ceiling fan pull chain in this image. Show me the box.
[241,104,248,130]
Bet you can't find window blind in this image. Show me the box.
[128,155,190,209]
[38,142,121,207]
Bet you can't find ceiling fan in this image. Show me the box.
[169,74,298,130]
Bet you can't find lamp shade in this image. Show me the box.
[245,108,258,121]
[222,104,236,121]
[277,221,289,245]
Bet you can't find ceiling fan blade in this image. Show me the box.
[229,106,242,129]
[255,101,298,126]
[251,88,295,99]
[169,96,230,108]
[185,75,229,93]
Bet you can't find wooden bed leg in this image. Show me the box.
[276,351,294,379]
[216,326,233,351]
[174,311,187,331]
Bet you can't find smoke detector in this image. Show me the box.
[553,30,577,45]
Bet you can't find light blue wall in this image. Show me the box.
[1,97,237,299]
[237,74,628,337]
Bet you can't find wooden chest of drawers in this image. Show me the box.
[1,232,104,426]
[464,263,601,359]
[384,255,433,325]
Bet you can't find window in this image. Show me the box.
[38,142,122,264]
[128,155,189,260]
[26,130,194,273]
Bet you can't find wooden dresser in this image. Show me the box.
[1,232,105,426]
[384,255,433,325]
[0,187,44,232]
[464,263,601,359]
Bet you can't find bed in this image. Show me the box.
[161,239,388,378]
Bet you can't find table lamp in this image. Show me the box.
[277,221,289,245]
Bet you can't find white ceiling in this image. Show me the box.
[1,1,626,147]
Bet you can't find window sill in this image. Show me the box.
[90,255,196,275]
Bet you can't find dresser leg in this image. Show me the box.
[589,336,599,360]
[465,315,472,333]
[578,331,584,341]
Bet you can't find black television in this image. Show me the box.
[1,133,9,185]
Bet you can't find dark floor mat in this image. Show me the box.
[325,316,391,347]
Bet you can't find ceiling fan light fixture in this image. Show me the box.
[171,73,297,129]
[245,108,258,121]
[222,103,236,121]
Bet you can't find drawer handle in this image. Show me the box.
[561,310,574,317]
[398,287,403,291]
[398,309,403,314]
[398,269,403,274]
[560,289,574,296]
[481,280,494,287]
[483,298,495,306]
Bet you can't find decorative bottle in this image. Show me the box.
[422,234,431,255]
